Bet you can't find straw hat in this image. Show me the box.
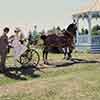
[14,27,21,33]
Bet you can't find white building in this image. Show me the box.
[73,0,100,53]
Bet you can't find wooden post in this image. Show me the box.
[87,14,92,44]
[72,16,79,45]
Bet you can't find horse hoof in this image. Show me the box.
[63,57,67,60]
[67,58,70,60]
[67,57,72,60]
[44,62,49,65]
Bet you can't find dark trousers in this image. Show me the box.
[0,51,7,70]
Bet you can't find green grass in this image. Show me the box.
[0,49,100,100]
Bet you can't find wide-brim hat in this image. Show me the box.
[14,27,21,32]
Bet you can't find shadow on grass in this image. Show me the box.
[1,65,40,80]
[46,58,100,68]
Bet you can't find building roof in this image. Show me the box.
[73,0,100,15]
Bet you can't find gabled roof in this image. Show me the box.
[81,0,100,12]
[73,0,100,15]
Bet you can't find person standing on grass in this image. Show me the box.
[31,25,40,45]
[11,28,27,67]
[0,27,10,72]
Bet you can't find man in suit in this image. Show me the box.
[0,27,10,72]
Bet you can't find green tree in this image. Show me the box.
[92,24,100,35]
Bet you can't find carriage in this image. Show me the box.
[17,42,40,67]
[8,35,40,71]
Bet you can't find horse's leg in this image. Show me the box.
[67,48,73,60]
[43,47,48,64]
[45,48,49,64]
[43,47,46,64]
[62,47,67,59]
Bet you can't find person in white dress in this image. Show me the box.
[10,28,27,66]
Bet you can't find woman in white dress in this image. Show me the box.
[10,28,27,66]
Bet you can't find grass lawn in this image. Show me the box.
[0,49,100,100]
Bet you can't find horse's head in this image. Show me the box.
[66,23,77,35]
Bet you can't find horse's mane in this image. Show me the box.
[67,24,74,32]
[66,23,77,36]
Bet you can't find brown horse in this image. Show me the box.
[41,23,77,64]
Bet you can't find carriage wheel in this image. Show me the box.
[18,49,40,66]
[29,49,40,66]
[18,50,31,65]
[19,55,29,65]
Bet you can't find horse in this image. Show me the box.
[41,23,77,64]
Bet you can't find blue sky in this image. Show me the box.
[0,0,90,32]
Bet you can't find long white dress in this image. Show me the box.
[12,35,27,60]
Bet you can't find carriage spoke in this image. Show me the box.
[30,49,40,66]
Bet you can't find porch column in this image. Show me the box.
[76,18,79,45]
[72,16,79,45]
[87,14,92,44]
